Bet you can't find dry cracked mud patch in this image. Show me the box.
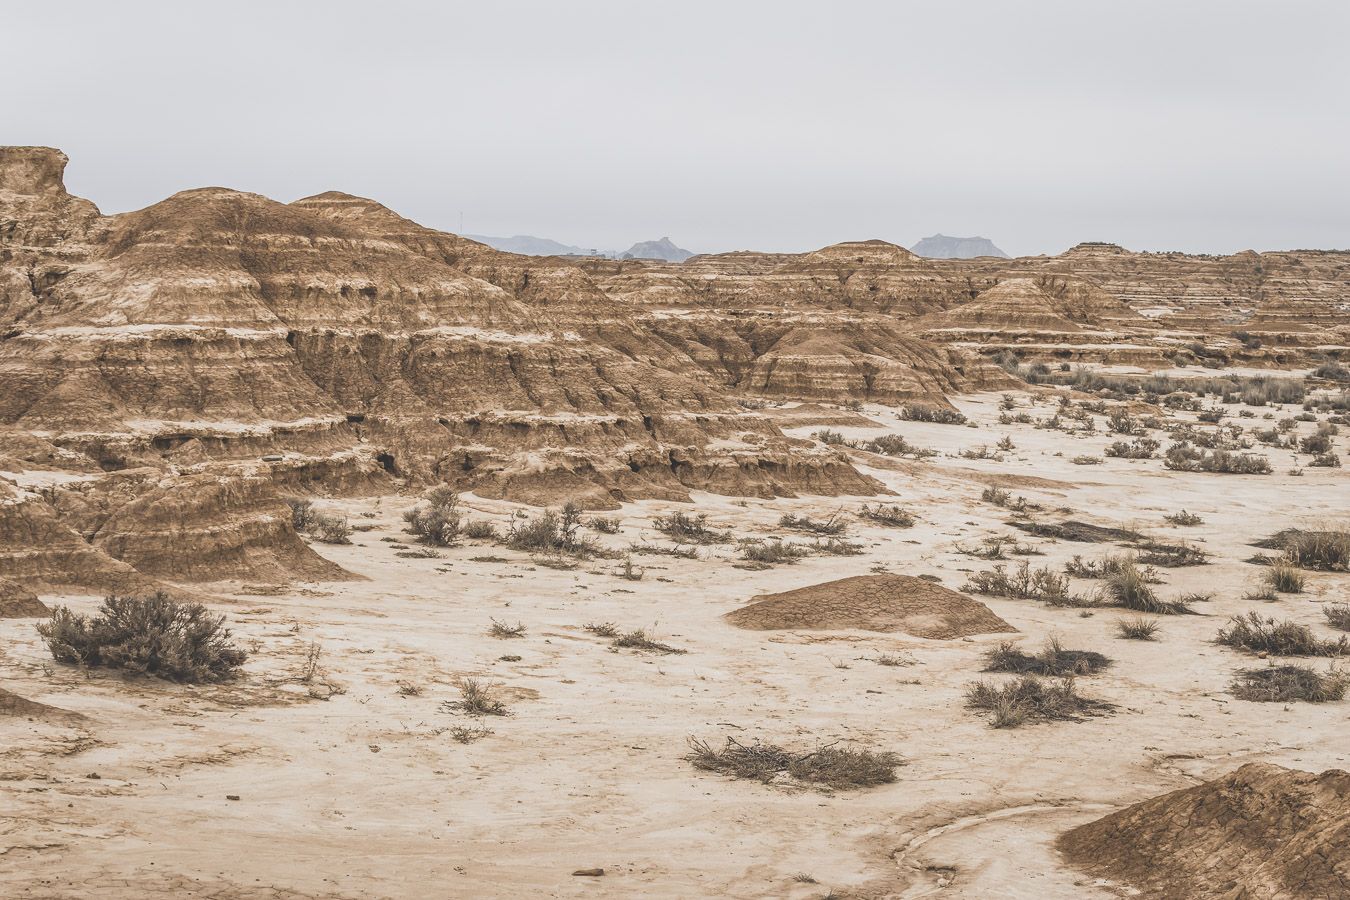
[3,390,1350,899]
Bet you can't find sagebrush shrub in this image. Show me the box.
[37,593,247,683]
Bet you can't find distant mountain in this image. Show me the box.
[911,234,1009,259]
[622,236,694,262]
[466,234,605,257]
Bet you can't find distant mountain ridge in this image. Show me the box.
[467,233,694,261]
[466,234,604,257]
[911,234,1009,259]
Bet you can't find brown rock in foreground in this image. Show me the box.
[1059,762,1350,899]
[724,574,1015,639]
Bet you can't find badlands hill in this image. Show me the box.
[1060,763,1350,898]
[2,145,1349,593]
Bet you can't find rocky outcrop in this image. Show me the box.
[1059,762,1350,899]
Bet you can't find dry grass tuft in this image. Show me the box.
[488,618,527,639]
[1265,562,1306,594]
[983,638,1112,676]
[1230,665,1347,702]
[442,678,510,716]
[965,675,1114,727]
[1116,617,1161,641]
[857,503,915,528]
[1216,612,1349,656]
[1323,604,1350,632]
[685,737,901,788]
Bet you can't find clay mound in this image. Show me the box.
[0,577,49,617]
[724,574,1015,639]
[1059,762,1350,899]
[0,687,87,724]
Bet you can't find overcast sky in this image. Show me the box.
[7,0,1348,256]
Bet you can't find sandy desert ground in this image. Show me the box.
[4,387,1348,899]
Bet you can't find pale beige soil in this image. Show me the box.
[3,390,1348,899]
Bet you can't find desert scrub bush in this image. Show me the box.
[287,498,317,531]
[778,513,847,535]
[442,678,509,716]
[1230,665,1347,703]
[506,503,599,557]
[684,737,901,788]
[983,638,1111,676]
[898,404,967,425]
[961,445,1000,461]
[488,618,526,638]
[1312,361,1350,382]
[739,539,809,565]
[1299,427,1335,455]
[1101,563,1193,614]
[629,542,700,559]
[1164,509,1204,526]
[1323,604,1350,631]
[812,428,847,445]
[448,725,494,743]
[1265,562,1306,594]
[1134,540,1208,568]
[960,535,1039,560]
[1107,412,1141,435]
[651,510,728,544]
[1216,612,1349,656]
[874,652,915,667]
[403,486,463,545]
[962,561,1073,603]
[395,546,442,559]
[857,503,914,528]
[854,433,936,458]
[996,435,1016,452]
[584,621,619,637]
[1116,617,1161,640]
[1064,553,1160,581]
[587,516,621,534]
[612,629,685,654]
[37,593,247,683]
[616,556,643,580]
[1310,451,1342,468]
[1255,529,1350,571]
[810,537,864,556]
[1104,437,1160,459]
[980,486,1012,506]
[308,512,353,544]
[462,519,498,540]
[1163,443,1272,474]
[965,675,1113,727]
[1071,455,1102,465]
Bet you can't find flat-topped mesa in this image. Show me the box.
[0,146,71,195]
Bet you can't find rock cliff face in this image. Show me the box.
[2,146,1347,588]
[0,148,889,590]
[1059,763,1350,899]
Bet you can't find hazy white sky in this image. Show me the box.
[7,0,1348,256]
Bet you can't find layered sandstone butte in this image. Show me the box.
[3,145,1348,589]
[1059,763,1350,898]
[0,147,889,590]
